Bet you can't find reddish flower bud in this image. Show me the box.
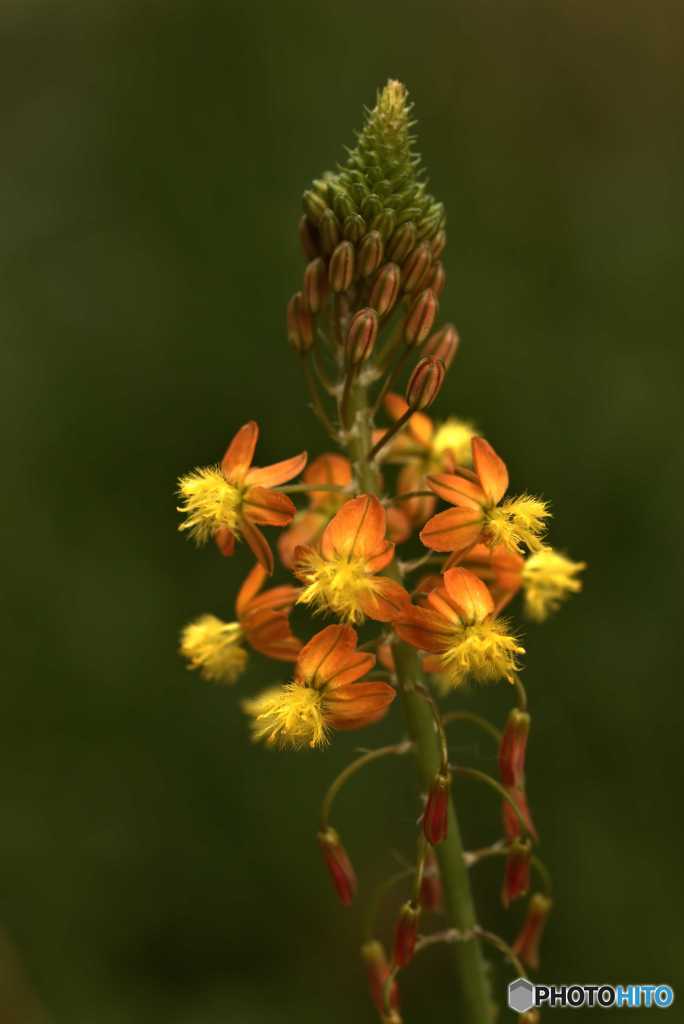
[406,356,446,412]
[404,289,438,347]
[318,827,357,906]
[388,221,417,263]
[371,208,396,241]
[419,847,443,911]
[502,785,539,843]
[302,189,327,225]
[329,240,355,292]
[287,291,314,353]
[422,771,450,845]
[299,215,321,260]
[502,838,531,908]
[513,893,553,970]
[428,261,446,297]
[344,213,367,243]
[319,209,341,256]
[346,308,379,367]
[358,230,385,277]
[401,242,432,292]
[423,323,460,370]
[369,263,401,316]
[393,900,420,967]
[431,229,447,260]
[303,258,329,314]
[499,708,531,788]
[361,940,400,1015]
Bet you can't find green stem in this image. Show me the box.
[344,377,495,1023]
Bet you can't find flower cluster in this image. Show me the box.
[175,81,583,1023]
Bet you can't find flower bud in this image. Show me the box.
[329,241,355,292]
[431,229,447,260]
[388,221,417,263]
[358,231,384,277]
[303,258,329,314]
[422,771,450,845]
[401,242,432,292]
[332,189,354,222]
[513,893,553,970]
[369,263,401,316]
[428,261,446,297]
[419,847,443,912]
[302,189,327,225]
[371,208,396,241]
[343,213,367,243]
[502,785,539,843]
[361,940,400,1015]
[404,289,438,347]
[499,708,531,788]
[423,323,460,369]
[299,215,320,260]
[362,193,383,222]
[406,357,445,412]
[318,827,357,906]
[319,209,341,256]
[287,291,314,353]
[502,838,531,908]
[346,309,378,367]
[393,900,420,967]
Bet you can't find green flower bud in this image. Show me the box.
[358,231,384,277]
[369,263,401,317]
[404,289,438,347]
[329,241,355,293]
[388,221,417,263]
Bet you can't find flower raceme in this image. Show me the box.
[180,562,301,684]
[420,436,550,562]
[242,624,395,748]
[294,495,410,624]
[395,567,525,690]
[177,420,307,573]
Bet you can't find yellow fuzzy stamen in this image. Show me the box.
[436,619,525,690]
[296,550,382,624]
[431,419,476,467]
[485,495,550,554]
[180,615,247,683]
[522,547,586,622]
[177,466,242,545]
[243,684,328,749]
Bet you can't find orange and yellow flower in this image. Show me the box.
[242,623,395,748]
[177,421,307,573]
[394,567,524,690]
[180,562,301,683]
[294,494,409,624]
[420,437,550,562]
[277,453,351,569]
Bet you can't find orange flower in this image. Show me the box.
[394,567,524,689]
[243,624,396,748]
[420,437,549,562]
[294,495,410,624]
[180,562,301,683]
[278,453,351,568]
[177,421,307,573]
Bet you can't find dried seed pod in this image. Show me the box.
[422,771,450,844]
[393,900,420,967]
[502,838,532,908]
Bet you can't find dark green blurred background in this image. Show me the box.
[2,2,683,1020]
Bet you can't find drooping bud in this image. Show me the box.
[358,230,384,277]
[502,838,532,908]
[287,291,314,353]
[344,213,367,243]
[431,229,447,259]
[369,263,401,316]
[319,209,341,256]
[419,847,443,911]
[361,940,400,1016]
[303,258,329,314]
[401,242,432,292]
[404,288,438,347]
[513,893,553,970]
[428,261,446,297]
[423,323,460,369]
[302,189,327,225]
[499,708,531,788]
[299,215,320,260]
[346,309,379,367]
[503,785,539,843]
[329,241,355,292]
[422,771,450,845]
[406,356,445,412]
[318,827,357,906]
[388,221,417,263]
[393,900,420,967]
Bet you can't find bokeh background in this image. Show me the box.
[2,1,683,1020]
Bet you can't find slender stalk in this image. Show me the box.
[320,742,412,830]
[343,376,495,1023]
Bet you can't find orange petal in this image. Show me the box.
[397,463,435,524]
[242,521,274,574]
[427,473,486,510]
[245,450,308,488]
[393,605,449,653]
[365,541,395,574]
[472,437,509,505]
[245,614,301,661]
[384,392,433,447]
[357,576,410,623]
[425,586,463,624]
[244,486,296,526]
[235,562,267,616]
[304,454,352,508]
[214,527,236,557]
[243,585,300,617]
[321,494,386,561]
[295,623,360,690]
[277,512,325,569]
[441,567,494,623]
[325,682,396,730]
[420,508,483,554]
[221,421,258,482]
[386,506,412,545]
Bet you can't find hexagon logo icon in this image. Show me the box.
[508,977,535,1014]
